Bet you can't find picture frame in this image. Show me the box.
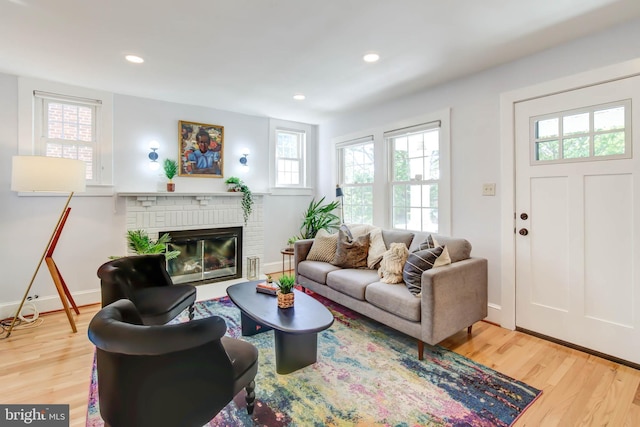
[179,120,224,178]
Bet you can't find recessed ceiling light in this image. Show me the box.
[363,53,380,63]
[293,94,306,101]
[125,55,144,64]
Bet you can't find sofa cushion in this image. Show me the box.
[298,260,341,285]
[413,234,452,268]
[326,269,380,300]
[402,246,444,296]
[365,281,421,322]
[332,228,369,269]
[381,229,414,250]
[345,224,387,269]
[306,229,338,263]
[409,232,471,263]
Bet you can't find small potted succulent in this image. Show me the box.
[276,274,296,308]
[163,159,178,192]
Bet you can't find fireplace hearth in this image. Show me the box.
[162,227,243,285]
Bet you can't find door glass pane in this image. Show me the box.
[536,140,559,161]
[536,118,558,138]
[563,136,589,159]
[563,113,589,136]
[594,132,625,156]
[594,106,624,131]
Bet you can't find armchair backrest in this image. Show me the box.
[97,254,173,307]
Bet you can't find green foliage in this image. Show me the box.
[276,274,295,294]
[121,229,180,260]
[299,197,340,239]
[163,159,178,180]
[224,176,253,224]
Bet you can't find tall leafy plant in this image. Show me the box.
[113,229,181,260]
[299,197,341,239]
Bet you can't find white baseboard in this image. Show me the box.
[485,303,502,326]
[0,289,101,321]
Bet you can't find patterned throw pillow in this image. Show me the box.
[415,235,451,268]
[332,228,370,269]
[402,246,444,296]
[306,229,338,263]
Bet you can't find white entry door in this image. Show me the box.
[515,75,640,365]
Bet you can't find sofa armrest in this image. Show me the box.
[420,257,488,345]
[294,239,314,278]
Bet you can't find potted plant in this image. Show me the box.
[224,176,253,224]
[163,159,178,192]
[287,236,299,249]
[276,274,296,308]
[110,229,180,260]
[299,197,341,239]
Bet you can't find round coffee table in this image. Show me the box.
[227,281,334,374]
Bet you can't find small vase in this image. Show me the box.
[167,182,175,192]
[277,291,294,309]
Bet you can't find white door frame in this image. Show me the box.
[499,58,640,330]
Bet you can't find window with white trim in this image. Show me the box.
[35,92,100,182]
[387,121,441,232]
[275,128,305,186]
[531,100,631,164]
[337,136,374,224]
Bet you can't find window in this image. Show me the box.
[387,121,441,232]
[337,136,374,224]
[276,129,305,186]
[36,93,99,182]
[531,100,631,164]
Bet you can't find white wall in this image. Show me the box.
[0,87,306,318]
[318,17,640,322]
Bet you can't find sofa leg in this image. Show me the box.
[418,340,424,360]
[467,325,472,335]
[245,380,256,415]
[188,304,195,321]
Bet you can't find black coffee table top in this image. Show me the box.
[226,281,334,334]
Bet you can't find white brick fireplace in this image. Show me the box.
[119,192,264,281]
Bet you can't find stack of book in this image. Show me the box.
[256,282,278,296]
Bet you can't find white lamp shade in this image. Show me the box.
[11,156,86,193]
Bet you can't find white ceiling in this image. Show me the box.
[1,0,640,124]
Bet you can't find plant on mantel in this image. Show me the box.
[163,159,178,192]
[224,176,253,224]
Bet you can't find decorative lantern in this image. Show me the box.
[247,256,260,280]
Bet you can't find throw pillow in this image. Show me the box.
[377,242,409,284]
[332,228,370,269]
[306,229,338,263]
[367,227,387,269]
[415,235,451,268]
[402,246,444,296]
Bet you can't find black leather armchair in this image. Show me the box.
[97,254,196,325]
[88,299,258,427]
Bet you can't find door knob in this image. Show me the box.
[519,228,529,236]
[520,213,528,220]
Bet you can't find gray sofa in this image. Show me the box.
[294,228,488,359]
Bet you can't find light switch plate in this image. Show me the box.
[482,183,496,196]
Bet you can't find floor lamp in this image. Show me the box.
[335,184,344,224]
[6,156,86,338]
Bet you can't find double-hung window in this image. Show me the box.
[275,128,305,187]
[337,136,374,224]
[34,91,101,183]
[387,121,442,232]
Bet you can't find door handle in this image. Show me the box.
[519,228,529,236]
[520,213,528,220]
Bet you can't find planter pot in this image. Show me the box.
[167,182,175,192]
[227,183,240,192]
[277,291,294,309]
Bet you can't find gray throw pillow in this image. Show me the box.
[402,246,444,296]
[332,228,370,269]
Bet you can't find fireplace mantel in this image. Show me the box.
[117,192,268,197]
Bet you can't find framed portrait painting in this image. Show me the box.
[179,120,224,178]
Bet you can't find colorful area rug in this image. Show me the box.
[86,295,541,426]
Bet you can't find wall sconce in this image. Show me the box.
[149,140,160,170]
[239,148,250,166]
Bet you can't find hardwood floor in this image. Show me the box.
[2,293,639,426]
